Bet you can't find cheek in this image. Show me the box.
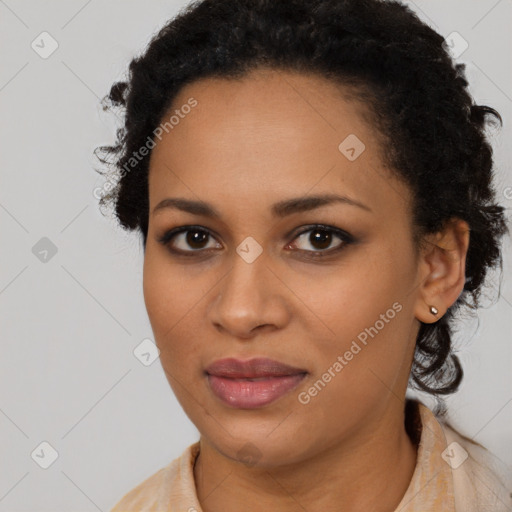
[142,249,212,380]
[300,242,417,382]
[299,248,413,339]
[143,252,190,355]
[142,259,204,413]
[143,247,203,328]
[143,253,173,331]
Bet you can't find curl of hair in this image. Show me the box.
[94,0,509,411]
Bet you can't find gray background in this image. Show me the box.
[1,1,511,510]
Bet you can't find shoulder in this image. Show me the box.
[440,420,512,512]
[110,442,200,512]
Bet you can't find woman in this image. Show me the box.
[95,0,511,510]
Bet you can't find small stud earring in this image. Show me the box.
[429,305,439,316]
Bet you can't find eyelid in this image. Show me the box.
[288,224,354,244]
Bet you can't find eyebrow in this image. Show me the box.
[152,193,372,218]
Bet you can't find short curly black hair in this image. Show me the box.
[95,0,509,410]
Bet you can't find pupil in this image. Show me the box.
[187,230,207,248]
[311,229,331,249]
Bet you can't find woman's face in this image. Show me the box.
[143,68,424,466]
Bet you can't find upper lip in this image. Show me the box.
[205,357,308,378]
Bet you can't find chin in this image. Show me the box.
[203,424,314,469]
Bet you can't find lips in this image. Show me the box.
[205,357,307,378]
[205,357,308,408]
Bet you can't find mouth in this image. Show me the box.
[206,373,307,408]
[205,357,308,409]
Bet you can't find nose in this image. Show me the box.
[207,249,290,340]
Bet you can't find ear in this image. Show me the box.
[414,218,470,323]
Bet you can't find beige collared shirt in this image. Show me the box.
[110,401,512,511]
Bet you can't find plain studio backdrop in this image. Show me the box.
[1,1,511,510]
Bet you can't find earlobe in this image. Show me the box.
[414,218,470,324]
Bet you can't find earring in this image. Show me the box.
[429,305,439,316]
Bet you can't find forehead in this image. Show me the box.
[147,67,411,219]
[159,67,380,152]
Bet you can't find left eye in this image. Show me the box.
[287,226,350,254]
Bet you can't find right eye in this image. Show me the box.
[157,226,222,255]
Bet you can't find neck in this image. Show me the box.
[193,401,419,512]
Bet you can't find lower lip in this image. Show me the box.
[207,373,307,409]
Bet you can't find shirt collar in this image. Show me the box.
[394,399,456,511]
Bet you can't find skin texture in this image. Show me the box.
[143,67,470,512]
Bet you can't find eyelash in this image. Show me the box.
[157,224,355,260]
